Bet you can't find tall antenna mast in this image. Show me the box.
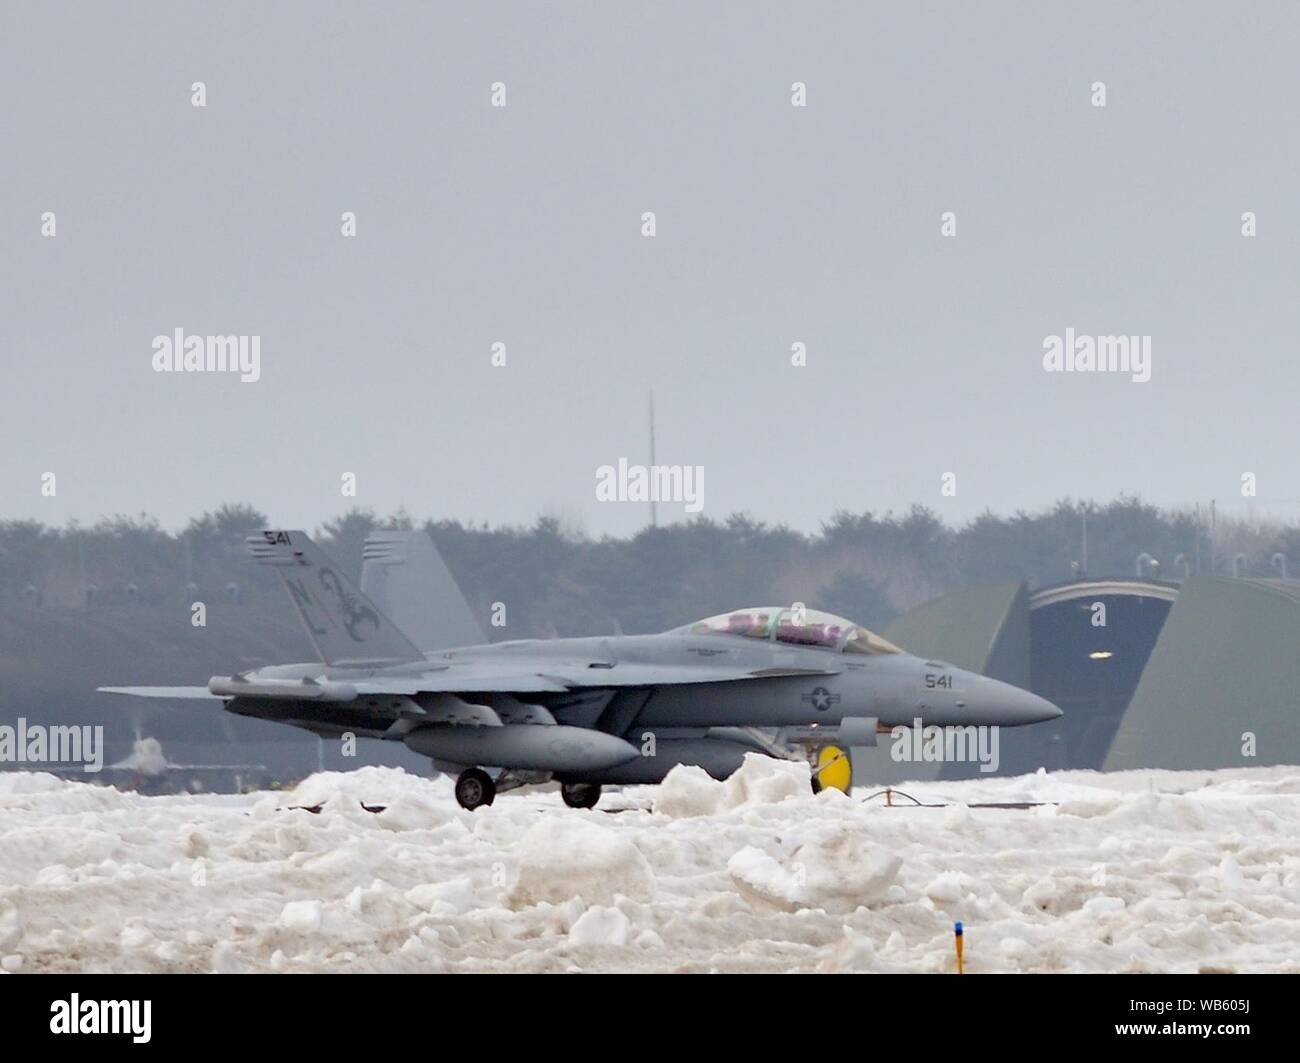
[648,388,658,528]
[1210,498,1216,574]
[1080,507,1088,577]
[1194,503,1201,574]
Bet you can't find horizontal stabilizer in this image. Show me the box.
[98,686,221,700]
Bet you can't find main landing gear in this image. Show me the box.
[454,768,496,810]
[560,782,602,809]
[452,771,602,811]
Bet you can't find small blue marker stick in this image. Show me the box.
[954,922,964,974]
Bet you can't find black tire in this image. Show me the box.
[810,775,824,795]
[560,782,602,809]
[454,768,496,810]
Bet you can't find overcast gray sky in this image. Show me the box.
[3,1,1298,536]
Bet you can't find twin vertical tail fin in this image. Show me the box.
[361,530,486,652]
[247,530,424,665]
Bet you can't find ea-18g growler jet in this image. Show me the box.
[102,530,1061,809]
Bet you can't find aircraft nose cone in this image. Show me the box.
[969,675,1062,725]
[1008,686,1063,724]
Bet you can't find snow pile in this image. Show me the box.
[818,927,910,974]
[1,758,1299,973]
[653,753,811,817]
[286,766,452,809]
[650,765,720,818]
[406,878,475,916]
[792,830,902,911]
[727,846,806,909]
[727,828,900,912]
[568,906,632,947]
[0,771,71,797]
[280,900,323,932]
[507,817,654,907]
[0,900,24,952]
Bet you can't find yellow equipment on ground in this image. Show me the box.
[813,745,852,793]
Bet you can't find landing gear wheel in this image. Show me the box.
[454,768,496,810]
[560,782,602,809]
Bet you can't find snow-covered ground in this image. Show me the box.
[2,756,1298,973]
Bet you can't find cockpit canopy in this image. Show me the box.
[671,607,903,655]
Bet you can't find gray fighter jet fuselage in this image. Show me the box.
[102,529,1061,809]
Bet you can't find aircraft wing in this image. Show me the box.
[350,673,570,695]
[350,662,840,694]
[542,663,840,687]
[99,672,577,702]
[102,664,839,703]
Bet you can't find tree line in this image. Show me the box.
[1,498,1295,636]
